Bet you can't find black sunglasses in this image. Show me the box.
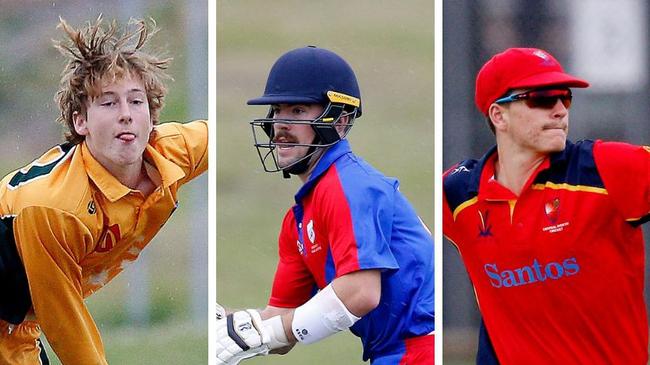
[495,89,572,109]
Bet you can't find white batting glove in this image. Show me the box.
[216,310,290,364]
[216,303,226,320]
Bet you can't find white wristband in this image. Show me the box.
[260,315,290,350]
[291,284,361,344]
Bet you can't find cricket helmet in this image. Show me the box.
[247,46,361,175]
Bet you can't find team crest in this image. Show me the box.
[87,201,96,214]
[544,198,560,224]
[307,220,315,243]
[96,224,121,252]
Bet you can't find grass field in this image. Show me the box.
[217,1,433,363]
[43,320,208,365]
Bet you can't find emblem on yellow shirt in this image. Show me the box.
[96,224,121,252]
[87,201,96,214]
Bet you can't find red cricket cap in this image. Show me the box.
[475,48,589,115]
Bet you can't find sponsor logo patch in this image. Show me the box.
[484,257,580,288]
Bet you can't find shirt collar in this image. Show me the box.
[143,144,186,188]
[81,142,185,202]
[475,140,574,200]
[294,139,352,202]
[82,142,130,202]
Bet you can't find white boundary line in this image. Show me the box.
[208,0,217,363]
[434,0,443,363]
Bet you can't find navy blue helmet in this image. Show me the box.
[248,46,362,175]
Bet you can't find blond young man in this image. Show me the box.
[0,17,207,364]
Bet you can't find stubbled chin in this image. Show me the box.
[545,139,567,153]
[277,146,310,166]
[278,152,305,168]
[277,157,293,168]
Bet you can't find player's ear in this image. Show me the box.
[488,103,508,132]
[73,110,89,136]
[335,114,349,136]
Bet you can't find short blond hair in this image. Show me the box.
[54,16,172,144]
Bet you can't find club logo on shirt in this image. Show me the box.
[87,201,96,214]
[307,220,315,243]
[300,219,322,255]
[484,257,580,288]
[542,197,570,233]
[96,224,121,253]
[544,197,560,223]
[478,210,493,237]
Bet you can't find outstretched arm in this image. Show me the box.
[216,269,381,364]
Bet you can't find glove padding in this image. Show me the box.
[216,302,226,320]
[216,310,269,364]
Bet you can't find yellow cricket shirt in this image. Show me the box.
[0,120,207,364]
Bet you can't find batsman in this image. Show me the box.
[216,46,434,364]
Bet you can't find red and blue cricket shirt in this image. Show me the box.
[269,139,434,363]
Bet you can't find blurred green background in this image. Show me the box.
[217,1,433,363]
[0,1,207,363]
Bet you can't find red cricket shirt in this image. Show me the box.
[444,140,650,365]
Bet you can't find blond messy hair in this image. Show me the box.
[54,15,172,144]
